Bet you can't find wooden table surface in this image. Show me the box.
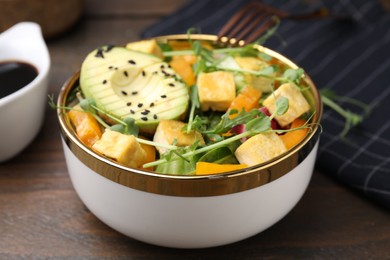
[1,0,389,259]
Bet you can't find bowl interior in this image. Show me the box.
[57,34,322,197]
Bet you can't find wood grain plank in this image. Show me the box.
[1,0,389,258]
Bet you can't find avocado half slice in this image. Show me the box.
[80,46,189,134]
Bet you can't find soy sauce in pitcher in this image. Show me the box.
[0,61,38,98]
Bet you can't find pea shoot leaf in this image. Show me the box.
[276,96,289,116]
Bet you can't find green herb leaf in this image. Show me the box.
[282,68,304,83]
[245,114,271,133]
[205,109,262,134]
[320,89,369,137]
[258,65,277,76]
[276,96,289,116]
[110,124,125,133]
[123,116,139,136]
[198,146,238,164]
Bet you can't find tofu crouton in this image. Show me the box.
[92,129,146,168]
[234,57,274,93]
[197,71,236,111]
[153,120,205,154]
[126,39,163,58]
[263,83,310,127]
[234,132,287,166]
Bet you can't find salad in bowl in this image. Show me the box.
[55,34,322,248]
[59,34,319,176]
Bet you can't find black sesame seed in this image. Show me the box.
[95,47,104,58]
[130,109,135,114]
[162,71,171,77]
[121,91,128,96]
[138,103,143,108]
[124,71,128,77]
[108,66,113,69]
[153,114,158,120]
[106,45,115,52]
[129,60,136,65]
[102,80,107,84]
[168,64,172,68]
[115,67,118,70]
[160,64,165,69]
[126,102,132,106]
[150,102,155,107]
[161,95,167,98]
[132,91,138,95]
[169,83,175,87]
[142,70,146,77]
[141,117,148,121]
[141,110,150,115]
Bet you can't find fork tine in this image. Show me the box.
[234,13,271,44]
[217,1,333,46]
[217,2,283,46]
[217,3,255,40]
[244,16,277,43]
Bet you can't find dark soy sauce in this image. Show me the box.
[0,61,38,98]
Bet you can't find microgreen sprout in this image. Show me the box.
[185,85,200,133]
[320,89,370,137]
[49,93,178,150]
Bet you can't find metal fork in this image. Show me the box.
[217,2,341,46]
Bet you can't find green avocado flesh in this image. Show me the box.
[80,46,189,133]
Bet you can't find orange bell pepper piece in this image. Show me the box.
[279,118,308,149]
[67,105,102,147]
[138,136,156,171]
[196,162,248,175]
[169,55,196,87]
[228,86,262,118]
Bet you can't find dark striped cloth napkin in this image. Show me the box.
[142,0,390,210]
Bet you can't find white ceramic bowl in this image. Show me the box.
[57,35,322,249]
[0,22,50,162]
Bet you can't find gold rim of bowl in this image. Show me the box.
[57,34,323,197]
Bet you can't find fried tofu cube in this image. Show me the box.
[263,83,310,127]
[234,132,287,166]
[234,56,274,93]
[126,39,163,58]
[197,71,236,111]
[153,120,205,154]
[92,129,146,168]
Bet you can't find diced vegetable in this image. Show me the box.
[234,132,287,166]
[153,120,205,154]
[92,129,146,168]
[139,136,157,171]
[169,55,196,87]
[196,162,247,175]
[197,71,236,111]
[125,39,163,58]
[263,83,310,127]
[228,85,262,118]
[67,105,102,147]
[259,107,280,130]
[65,35,317,176]
[234,56,275,92]
[279,118,308,149]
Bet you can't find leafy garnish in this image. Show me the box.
[186,85,200,133]
[320,89,370,137]
[204,109,262,134]
[50,93,178,150]
[143,111,273,169]
[275,96,289,116]
[198,146,239,164]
